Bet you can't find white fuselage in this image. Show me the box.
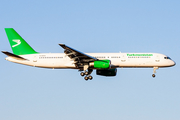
[5,53,175,69]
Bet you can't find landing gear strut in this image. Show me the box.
[152,67,158,78]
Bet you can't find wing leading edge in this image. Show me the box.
[59,44,98,69]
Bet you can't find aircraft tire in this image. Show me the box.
[89,76,93,80]
[84,76,89,80]
[85,71,89,75]
[80,72,85,76]
[152,74,156,78]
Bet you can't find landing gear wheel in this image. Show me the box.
[85,71,89,75]
[84,76,89,80]
[88,76,93,80]
[152,74,156,78]
[80,72,85,76]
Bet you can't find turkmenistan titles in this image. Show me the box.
[127,54,153,56]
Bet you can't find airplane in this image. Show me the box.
[2,28,176,80]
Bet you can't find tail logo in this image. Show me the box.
[12,39,21,47]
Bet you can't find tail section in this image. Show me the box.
[5,28,38,55]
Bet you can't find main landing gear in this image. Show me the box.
[80,69,93,81]
[152,67,158,78]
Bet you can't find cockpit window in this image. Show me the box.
[164,57,171,60]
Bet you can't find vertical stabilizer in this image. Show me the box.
[5,28,38,55]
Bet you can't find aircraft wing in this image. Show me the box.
[59,44,97,65]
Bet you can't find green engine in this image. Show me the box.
[89,60,111,69]
[96,68,117,76]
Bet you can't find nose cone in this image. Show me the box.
[170,60,176,67]
[173,61,176,66]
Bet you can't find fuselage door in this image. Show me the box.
[33,55,37,62]
[121,54,126,62]
[155,55,160,62]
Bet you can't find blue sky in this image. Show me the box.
[0,0,180,120]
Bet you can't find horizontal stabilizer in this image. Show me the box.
[1,51,28,60]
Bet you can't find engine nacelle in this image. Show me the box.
[89,60,111,69]
[96,68,117,76]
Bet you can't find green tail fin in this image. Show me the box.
[5,28,38,55]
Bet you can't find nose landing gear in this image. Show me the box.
[152,67,158,78]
